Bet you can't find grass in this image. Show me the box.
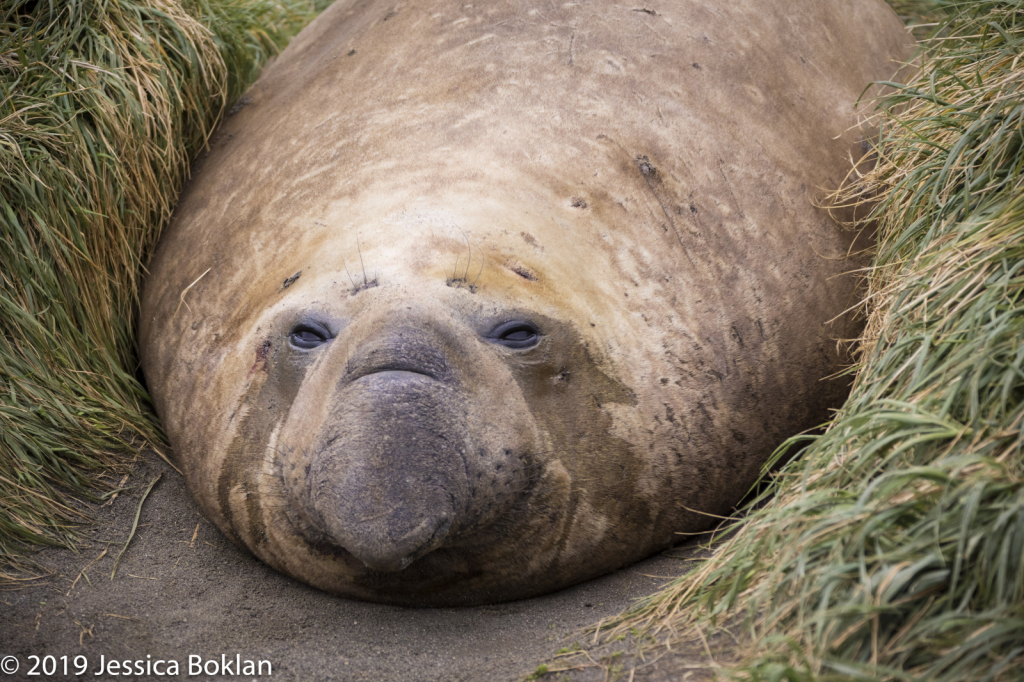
[591,2,1024,680]
[4,6,1018,679]
[886,0,953,38]
[0,0,329,580]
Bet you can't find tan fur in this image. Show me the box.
[140,0,915,605]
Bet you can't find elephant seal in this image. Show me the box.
[140,0,914,605]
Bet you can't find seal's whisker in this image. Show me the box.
[472,244,486,288]
[357,237,369,288]
[459,227,473,282]
[343,259,358,291]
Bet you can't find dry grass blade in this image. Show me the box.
[110,474,161,580]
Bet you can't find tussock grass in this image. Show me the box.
[887,0,952,38]
[1,0,327,578]
[599,2,1024,680]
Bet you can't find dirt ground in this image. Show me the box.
[2,451,714,681]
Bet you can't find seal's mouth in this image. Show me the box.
[353,515,455,572]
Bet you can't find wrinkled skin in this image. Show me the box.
[140,0,915,605]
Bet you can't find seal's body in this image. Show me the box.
[140,0,913,605]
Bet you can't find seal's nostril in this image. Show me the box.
[343,324,457,384]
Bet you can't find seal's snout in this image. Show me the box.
[307,375,471,570]
[306,319,473,570]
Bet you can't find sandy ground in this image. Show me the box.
[2,451,712,681]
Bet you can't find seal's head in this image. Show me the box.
[140,0,915,604]
[191,195,684,604]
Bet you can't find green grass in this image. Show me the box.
[0,0,329,579]
[886,0,953,38]
[601,3,1024,680]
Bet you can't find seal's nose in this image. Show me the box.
[342,323,458,386]
[309,346,471,572]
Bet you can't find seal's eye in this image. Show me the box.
[489,321,541,349]
[290,322,332,350]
